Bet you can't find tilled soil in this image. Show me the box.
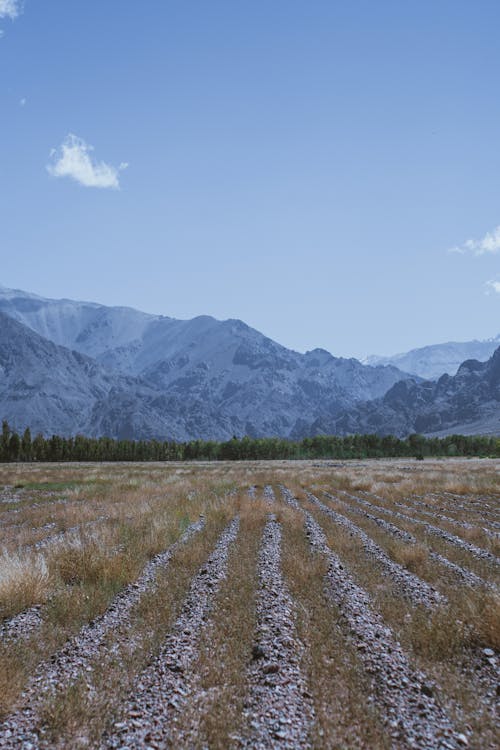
[0,605,42,642]
[324,491,490,589]
[410,494,500,528]
[238,515,315,748]
[307,493,446,609]
[303,511,462,749]
[1,465,498,750]
[317,491,500,713]
[393,501,500,543]
[279,486,464,748]
[344,490,500,566]
[101,517,240,749]
[0,518,205,748]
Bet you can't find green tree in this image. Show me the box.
[21,427,32,461]
[1,420,10,461]
[8,432,21,461]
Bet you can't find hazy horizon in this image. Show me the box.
[2,1,500,359]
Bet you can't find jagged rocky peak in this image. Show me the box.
[309,345,500,438]
[0,285,413,440]
[304,348,335,367]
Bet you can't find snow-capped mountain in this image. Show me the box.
[364,336,500,380]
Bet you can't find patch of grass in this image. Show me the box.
[0,551,50,620]
[279,498,389,749]
[182,497,265,747]
[38,502,236,748]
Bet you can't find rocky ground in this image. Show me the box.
[0,460,498,748]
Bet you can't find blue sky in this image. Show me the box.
[1,1,500,359]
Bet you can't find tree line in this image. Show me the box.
[1,420,499,462]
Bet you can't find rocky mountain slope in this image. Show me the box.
[308,347,500,438]
[365,336,500,380]
[0,287,410,440]
[0,312,116,437]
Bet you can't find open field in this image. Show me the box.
[0,458,498,749]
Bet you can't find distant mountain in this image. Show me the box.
[0,286,410,440]
[0,312,116,436]
[307,347,500,438]
[364,336,500,380]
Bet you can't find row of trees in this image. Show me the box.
[1,421,499,462]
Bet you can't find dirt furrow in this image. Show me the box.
[341,490,500,567]
[303,511,462,749]
[408,495,500,531]
[0,517,205,749]
[307,493,445,609]
[263,484,276,504]
[324,492,490,589]
[393,501,499,543]
[101,516,240,749]
[239,514,314,749]
[0,605,42,642]
[422,493,500,521]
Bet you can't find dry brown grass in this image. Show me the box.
[320,489,499,585]
[299,491,499,746]
[279,500,390,749]
[37,500,237,747]
[172,497,267,748]
[0,460,498,748]
[0,468,237,720]
[388,541,430,574]
[0,551,49,620]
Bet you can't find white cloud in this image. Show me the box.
[0,0,21,20]
[449,225,500,255]
[485,279,500,295]
[19,97,26,106]
[47,134,128,189]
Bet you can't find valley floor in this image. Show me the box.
[0,458,498,748]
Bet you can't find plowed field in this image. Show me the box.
[0,459,498,748]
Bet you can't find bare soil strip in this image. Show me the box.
[101,516,240,749]
[0,518,205,748]
[410,494,500,527]
[282,487,499,741]
[176,504,264,748]
[303,510,462,750]
[0,605,42,642]
[239,514,315,749]
[342,490,500,567]
[306,493,446,610]
[323,491,490,589]
[393,501,499,544]
[279,497,391,748]
[263,484,275,504]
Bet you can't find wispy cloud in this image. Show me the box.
[47,134,128,189]
[0,0,21,20]
[449,225,500,255]
[485,279,500,295]
[0,0,21,36]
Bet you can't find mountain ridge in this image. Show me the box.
[307,347,500,438]
[0,286,410,440]
[364,335,500,380]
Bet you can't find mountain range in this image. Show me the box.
[0,285,498,440]
[308,349,500,438]
[364,335,500,380]
[0,286,407,441]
